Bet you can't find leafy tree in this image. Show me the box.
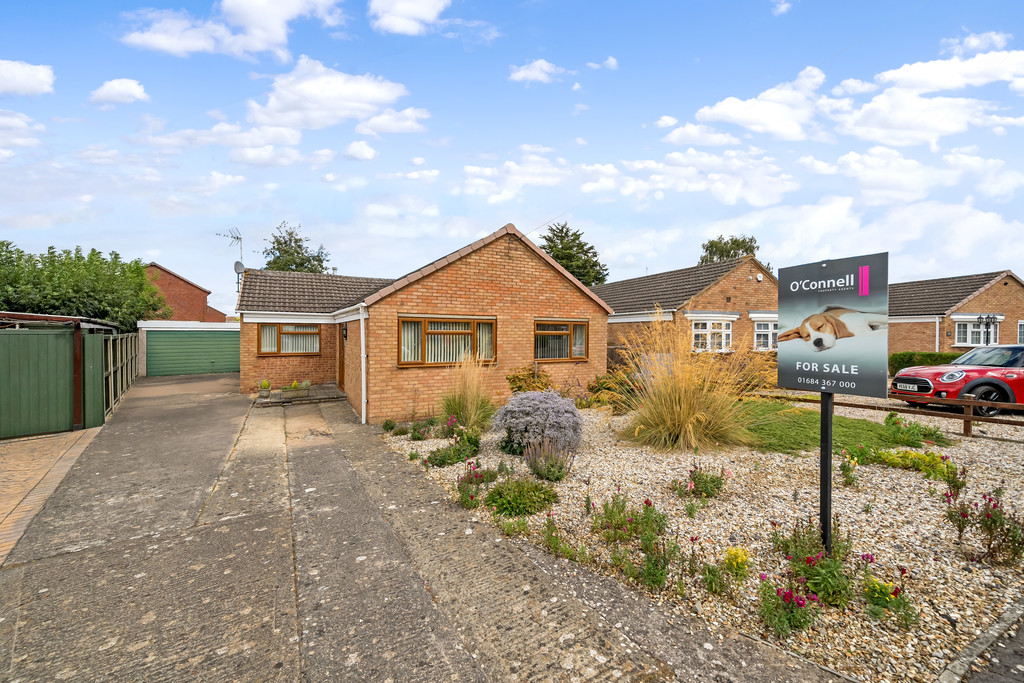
[262,221,330,273]
[0,241,168,331]
[538,222,609,287]
[699,234,771,272]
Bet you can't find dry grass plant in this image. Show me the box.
[616,309,773,451]
[440,352,496,431]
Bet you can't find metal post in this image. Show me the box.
[820,391,834,554]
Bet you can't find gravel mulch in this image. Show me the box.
[382,402,1024,683]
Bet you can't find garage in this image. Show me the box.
[139,321,240,377]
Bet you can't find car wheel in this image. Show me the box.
[971,385,1005,417]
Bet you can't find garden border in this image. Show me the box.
[937,592,1024,682]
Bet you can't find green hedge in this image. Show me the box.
[889,351,963,376]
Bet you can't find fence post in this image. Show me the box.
[962,393,974,437]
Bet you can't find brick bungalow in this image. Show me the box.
[590,256,778,355]
[146,263,228,322]
[888,270,1024,353]
[236,224,612,423]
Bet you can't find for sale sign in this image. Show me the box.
[777,253,889,399]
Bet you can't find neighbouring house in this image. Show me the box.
[146,262,228,322]
[236,224,612,424]
[590,256,779,356]
[888,270,1024,353]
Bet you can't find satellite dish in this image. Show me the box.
[233,261,245,274]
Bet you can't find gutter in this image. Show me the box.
[358,303,368,425]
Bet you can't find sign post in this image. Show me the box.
[778,253,889,553]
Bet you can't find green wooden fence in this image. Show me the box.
[0,329,74,439]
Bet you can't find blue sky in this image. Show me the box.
[2,0,1023,314]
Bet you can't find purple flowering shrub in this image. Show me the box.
[493,390,583,455]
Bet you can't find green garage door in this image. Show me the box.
[147,330,240,376]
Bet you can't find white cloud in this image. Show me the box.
[944,149,1024,201]
[0,110,44,149]
[0,149,14,162]
[229,145,334,167]
[189,171,245,196]
[572,82,581,91]
[148,122,302,150]
[797,155,837,174]
[410,156,425,165]
[0,60,54,95]
[247,56,408,129]
[661,123,740,146]
[572,103,589,116]
[941,31,1012,58]
[575,137,587,145]
[603,56,618,70]
[509,59,566,84]
[876,49,1024,94]
[89,79,150,108]
[355,107,430,135]
[322,173,368,191]
[121,0,344,61]
[207,109,228,121]
[696,66,826,140]
[830,78,878,96]
[345,140,378,160]
[462,145,571,203]
[368,0,450,35]
[654,115,678,128]
[378,168,440,182]
[833,146,960,205]
[771,0,791,16]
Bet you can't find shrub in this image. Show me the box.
[410,419,433,441]
[758,574,819,638]
[889,351,962,376]
[506,364,553,393]
[591,495,667,545]
[493,390,583,455]
[259,378,271,390]
[701,564,727,595]
[882,412,948,448]
[722,546,752,583]
[542,517,593,564]
[672,462,729,499]
[523,438,575,482]
[382,418,397,432]
[849,445,956,480]
[485,477,558,516]
[499,516,530,537]
[615,314,768,451]
[392,425,410,436]
[440,355,496,431]
[426,440,476,468]
[945,487,1024,566]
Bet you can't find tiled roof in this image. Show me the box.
[237,270,395,313]
[590,257,753,314]
[888,271,1007,316]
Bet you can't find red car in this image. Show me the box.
[890,345,1024,416]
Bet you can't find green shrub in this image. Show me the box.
[498,516,530,537]
[410,420,432,441]
[506,364,553,393]
[381,418,397,432]
[485,478,558,516]
[426,440,476,467]
[889,351,963,376]
[758,577,819,638]
[849,444,956,480]
[591,495,668,545]
[392,425,410,436]
[672,463,728,499]
[493,391,583,455]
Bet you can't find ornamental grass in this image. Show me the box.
[439,353,496,432]
[615,311,772,451]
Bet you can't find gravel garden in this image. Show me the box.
[378,322,1024,683]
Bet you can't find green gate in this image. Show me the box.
[0,329,74,439]
[146,330,240,376]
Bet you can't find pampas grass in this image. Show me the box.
[440,353,496,431]
[615,311,772,451]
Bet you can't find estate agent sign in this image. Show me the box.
[778,252,889,400]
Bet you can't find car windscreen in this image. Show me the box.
[953,347,1024,367]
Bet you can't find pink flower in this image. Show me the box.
[687,481,695,491]
[759,573,768,581]
[725,470,733,479]
[795,596,806,608]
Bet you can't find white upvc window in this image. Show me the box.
[955,321,999,346]
[754,322,779,350]
[1019,321,1023,344]
[692,320,732,351]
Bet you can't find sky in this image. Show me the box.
[2,0,1024,315]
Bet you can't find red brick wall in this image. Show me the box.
[357,234,608,423]
[342,320,362,412]
[146,265,225,322]
[888,320,939,353]
[239,320,338,392]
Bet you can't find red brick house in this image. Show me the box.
[591,256,779,354]
[236,224,612,423]
[888,270,1024,353]
[146,263,228,322]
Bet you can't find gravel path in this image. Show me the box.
[383,400,1024,683]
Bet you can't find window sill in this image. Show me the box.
[397,361,498,368]
[534,358,589,363]
[257,352,322,357]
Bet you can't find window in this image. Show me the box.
[754,322,779,350]
[259,324,320,354]
[534,321,588,361]
[1019,321,1023,344]
[693,320,732,351]
[398,318,495,365]
[955,321,999,346]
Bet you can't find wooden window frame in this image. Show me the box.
[257,323,321,356]
[534,320,589,362]
[396,317,498,367]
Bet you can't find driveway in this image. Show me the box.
[1,376,839,681]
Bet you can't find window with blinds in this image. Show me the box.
[534,321,588,361]
[258,324,321,355]
[398,318,496,366]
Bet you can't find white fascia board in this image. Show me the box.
[240,311,336,324]
[683,311,740,321]
[950,313,1005,322]
[608,310,677,324]
[747,311,778,322]
[888,316,942,324]
[329,302,365,322]
[138,320,241,331]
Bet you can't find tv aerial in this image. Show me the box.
[217,227,245,290]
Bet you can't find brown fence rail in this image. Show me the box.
[754,391,1024,437]
[103,333,138,417]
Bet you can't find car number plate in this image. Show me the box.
[895,383,917,391]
